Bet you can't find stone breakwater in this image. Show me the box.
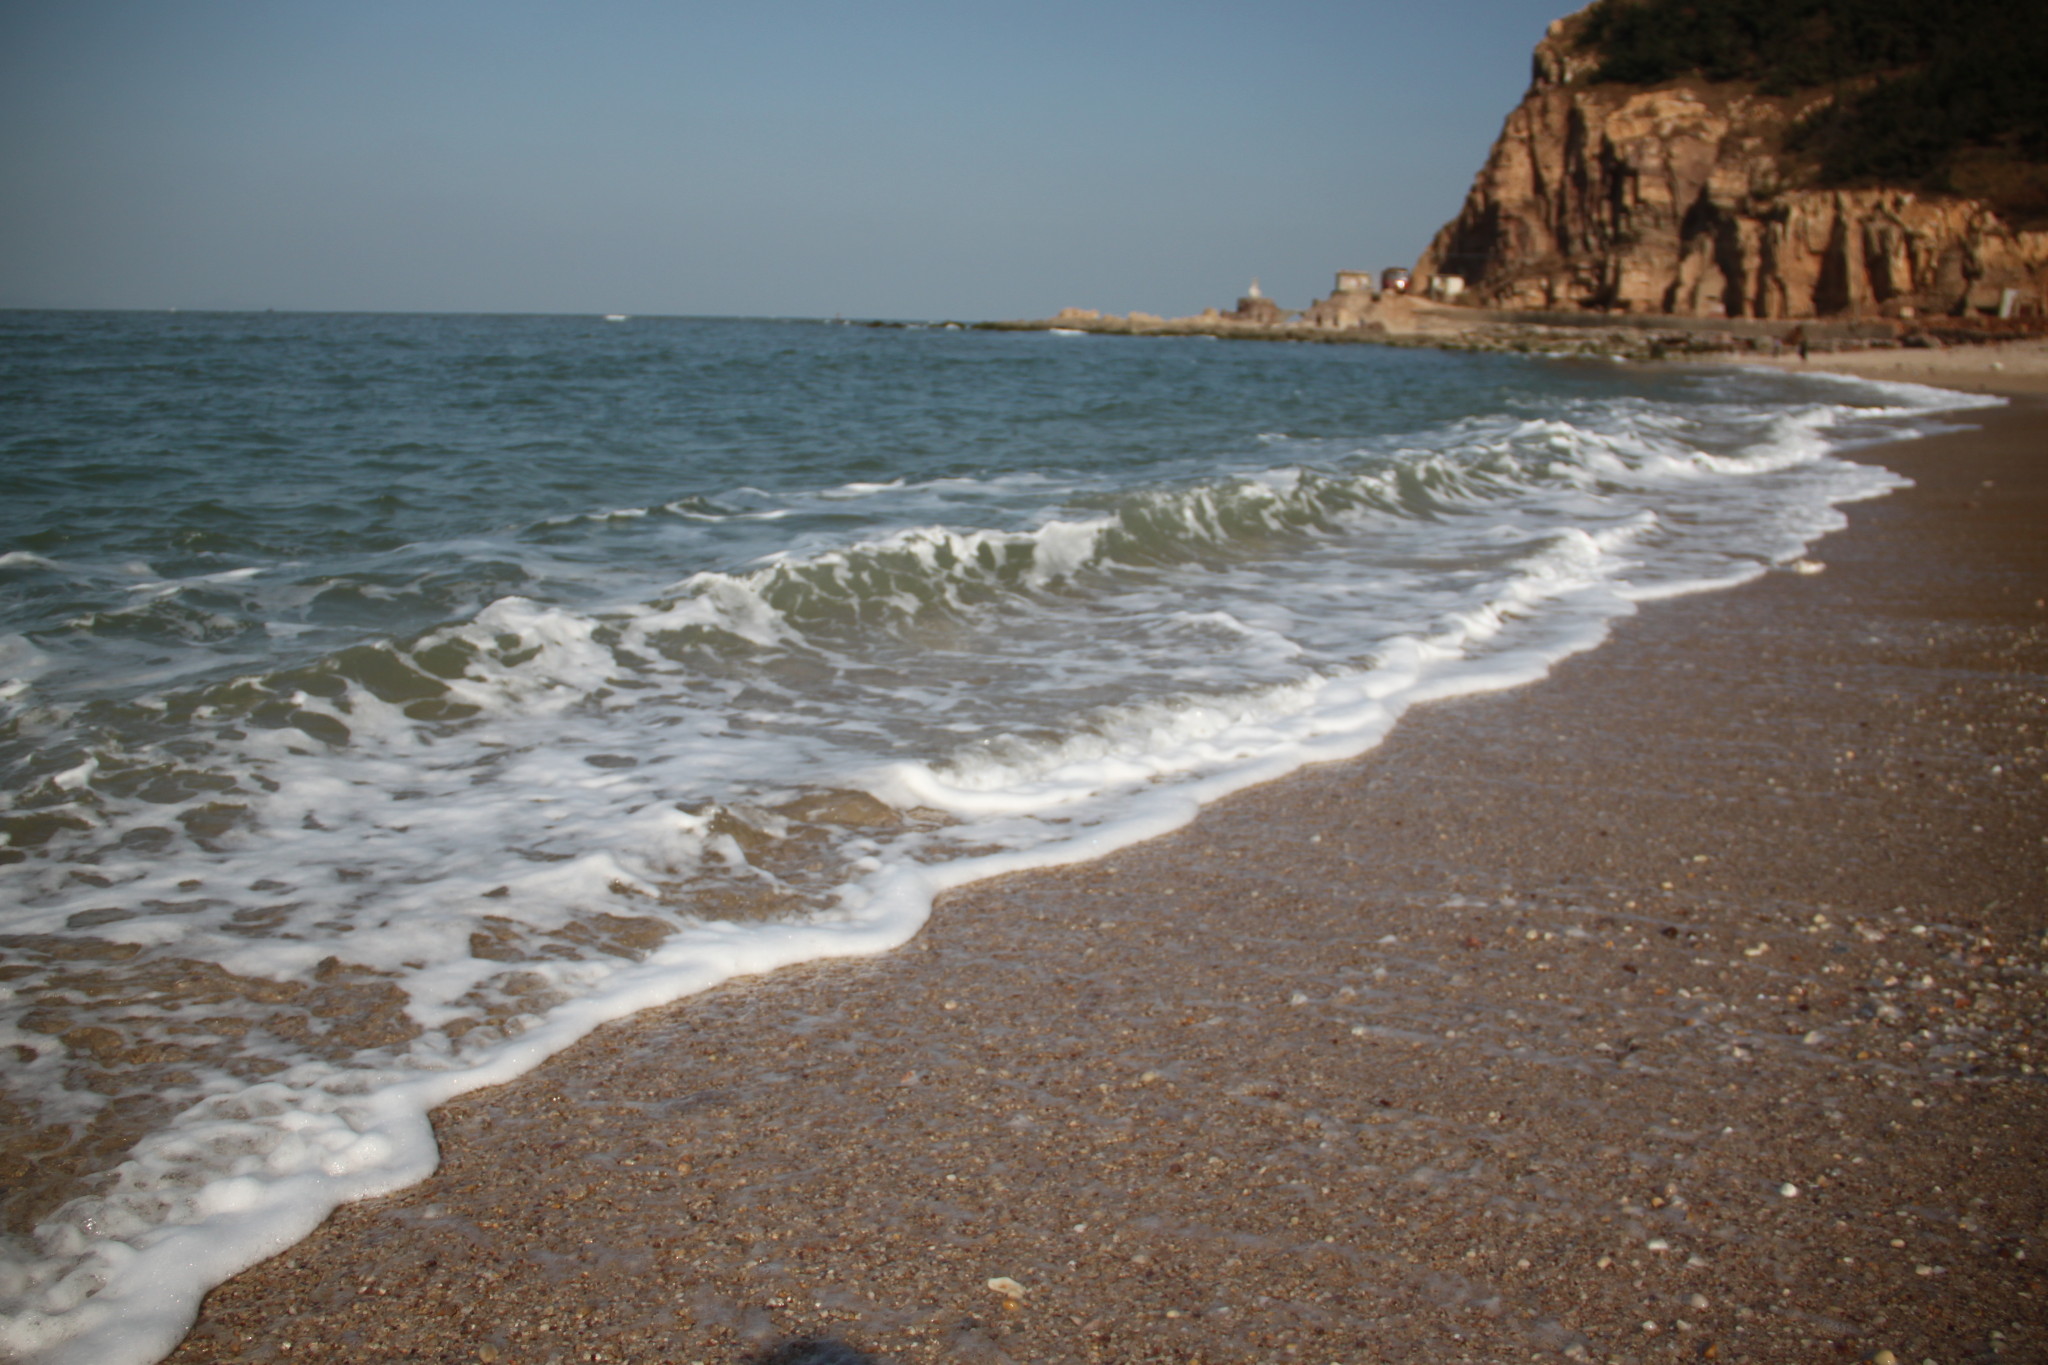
[977,296,1959,363]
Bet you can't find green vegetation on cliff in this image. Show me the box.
[1575,0,2048,225]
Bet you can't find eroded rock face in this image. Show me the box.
[1416,8,2048,319]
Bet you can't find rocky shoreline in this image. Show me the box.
[974,295,2046,365]
[966,0,2048,367]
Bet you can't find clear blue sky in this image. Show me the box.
[0,0,1573,319]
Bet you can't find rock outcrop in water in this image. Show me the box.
[1415,5,2048,320]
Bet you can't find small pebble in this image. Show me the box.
[1778,1182,1800,1198]
[986,1276,1026,1300]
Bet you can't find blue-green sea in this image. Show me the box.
[0,310,1993,1364]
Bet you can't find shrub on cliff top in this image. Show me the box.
[1576,0,2048,223]
[1577,0,1944,91]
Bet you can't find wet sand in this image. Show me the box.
[165,393,2048,1365]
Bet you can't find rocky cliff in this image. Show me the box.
[1415,5,2048,320]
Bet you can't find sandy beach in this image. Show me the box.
[1730,338,2048,397]
[160,366,2047,1365]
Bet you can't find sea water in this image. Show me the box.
[0,310,1997,1363]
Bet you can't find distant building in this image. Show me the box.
[1230,295,1288,325]
[1381,267,1412,294]
[1334,270,1374,294]
[1228,277,1288,325]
